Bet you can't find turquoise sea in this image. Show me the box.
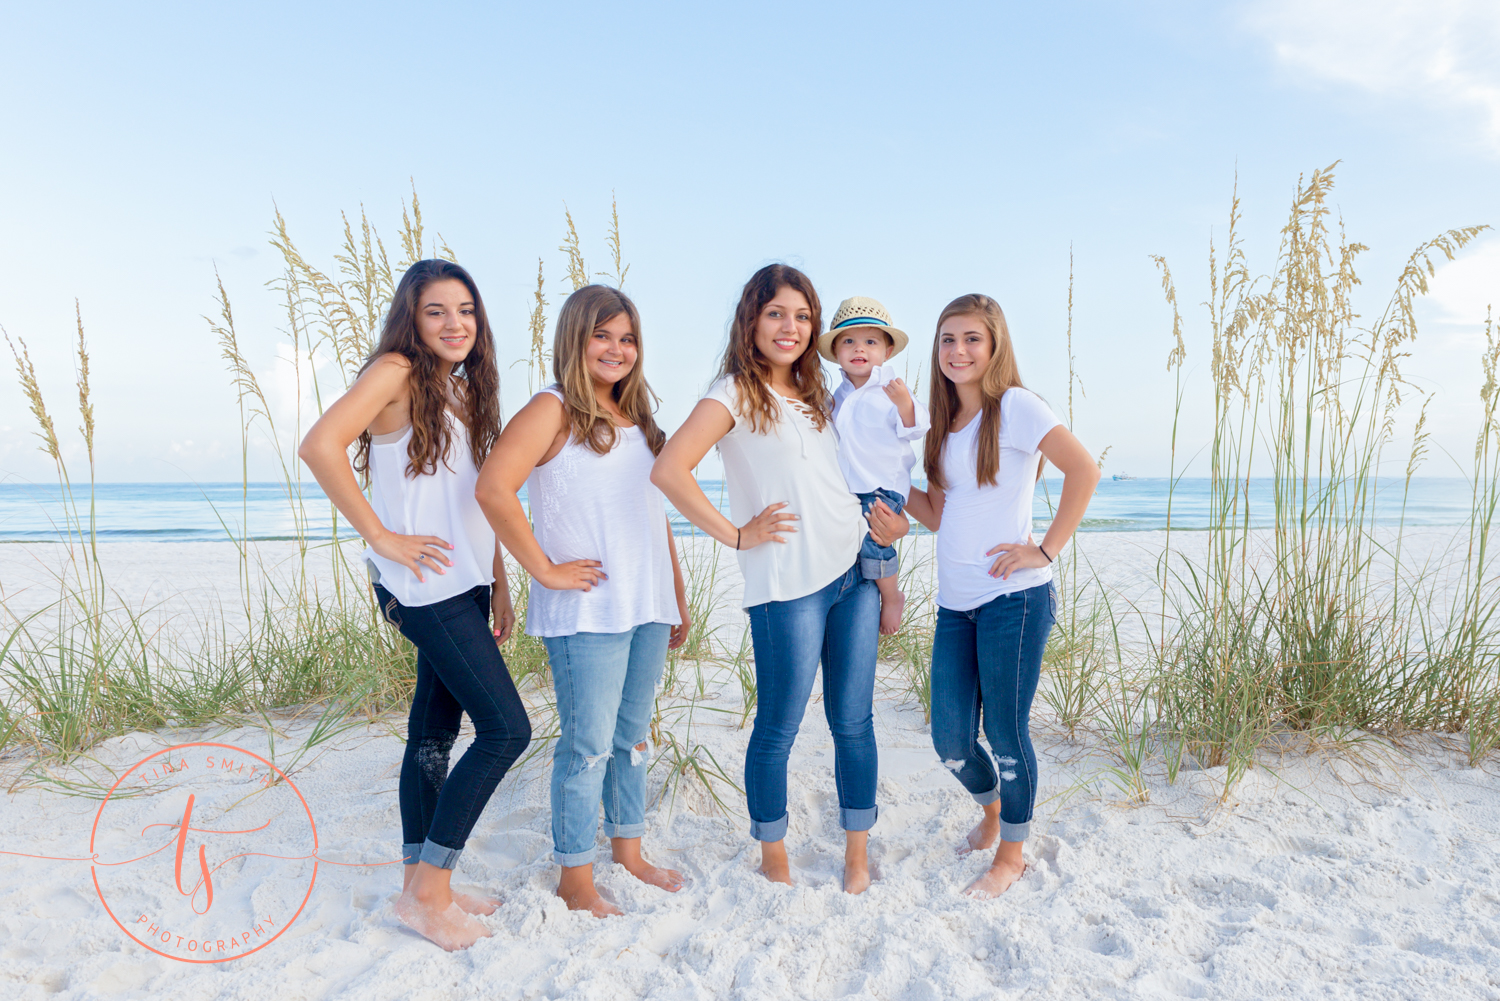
[0,478,1478,543]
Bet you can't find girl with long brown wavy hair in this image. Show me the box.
[904,293,1099,899]
[651,264,909,894]
[476,284,691,918]
[299,260,530,951]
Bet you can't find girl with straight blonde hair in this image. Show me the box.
[905,293,1099,898]
[476,284,690,918]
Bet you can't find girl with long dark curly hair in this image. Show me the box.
[299,259,530,951]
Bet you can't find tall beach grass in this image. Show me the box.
[2,170,1498,811]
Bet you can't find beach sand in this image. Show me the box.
[1,537,1498,999]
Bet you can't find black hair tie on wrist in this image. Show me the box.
[736,528,741,551]
[1039,542,1054,563]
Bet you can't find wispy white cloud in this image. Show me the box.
[1242,0,1500,153]
[1426,235,1500,324]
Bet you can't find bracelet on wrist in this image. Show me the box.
[1039,542,1054,563]
[735,528,741,551]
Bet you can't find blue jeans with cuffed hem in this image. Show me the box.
[929,582,1055,843]
[377,584,532,872]
[544,623,670,867]
[744,562,880,842]
[856,488,906,581]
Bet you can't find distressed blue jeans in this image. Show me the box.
[376,584,532,871]
[543,623,670,866]
[929,582,1056,842]
[744,562,880,842]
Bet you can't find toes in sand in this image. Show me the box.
[623,861,686,892]
[452,889,500,916]
[395,892,492,951]
[958,816,1000,855]
[963,860,1026,899]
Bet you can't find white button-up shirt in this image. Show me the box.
[831,364,932,498]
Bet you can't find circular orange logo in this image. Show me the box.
[89,742,319,963]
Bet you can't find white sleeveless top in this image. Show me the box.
[524,387,680,638]
[364,412,496,608]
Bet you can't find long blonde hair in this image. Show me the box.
[552,284,666,456]
[923,293,1028,490]
[716,264,830,433]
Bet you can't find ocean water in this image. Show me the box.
[0,477,1479,543]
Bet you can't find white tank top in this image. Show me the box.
[364,412,496,608]
[524,387,680,637]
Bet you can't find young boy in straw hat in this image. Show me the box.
[821,296,931,635]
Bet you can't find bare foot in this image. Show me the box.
[843,830,871,894]
[395,891,491,951]
[963,857,1026,899]
[876,580,906,636]
[844,867,871,893]
[451,890,500,916]
[558,888,621,918]
[958,812,1000,855]
[758,840,793,886]
[556,862,623,918]
[619,858,685,892]
[610,837,685,892]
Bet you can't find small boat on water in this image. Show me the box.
[1112,472,1137,481]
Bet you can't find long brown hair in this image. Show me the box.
[551,284,666,456]
[716,264,829,433]
[354,260,500,478]
[923,293,1028,490]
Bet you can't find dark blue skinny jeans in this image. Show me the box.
[375,583,532,870]
[744,562,880,842]
[929,582,1055,842]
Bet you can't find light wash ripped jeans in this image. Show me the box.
[543,622,669,866]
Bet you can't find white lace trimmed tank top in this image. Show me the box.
[364,411,496,608]
[523,387,680,638]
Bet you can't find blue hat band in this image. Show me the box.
[834,316,889,329]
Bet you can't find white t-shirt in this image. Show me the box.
[524,388,681,637]
[831,364,931,498]
[936,387,1064,611]
[703,376,864,608]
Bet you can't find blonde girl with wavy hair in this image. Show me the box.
[652,264,909,894]
[477,284,690,918]
[905,293,1099,898]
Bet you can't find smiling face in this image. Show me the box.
[585,310,638,388]
[752,286,814,374]
[937,312,993,387]
[832,329,892,380]
[415,278,478,367]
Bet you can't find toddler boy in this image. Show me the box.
[820,296,930,635]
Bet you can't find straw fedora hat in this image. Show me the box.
[818,296,909,362]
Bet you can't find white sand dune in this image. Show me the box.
[2,538,1499,999]
[4,686,1500,998]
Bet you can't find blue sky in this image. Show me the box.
[2,0,1497,484]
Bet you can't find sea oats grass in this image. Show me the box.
[4,176,1499,818]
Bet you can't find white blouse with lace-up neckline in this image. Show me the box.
[702,376,863,608]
